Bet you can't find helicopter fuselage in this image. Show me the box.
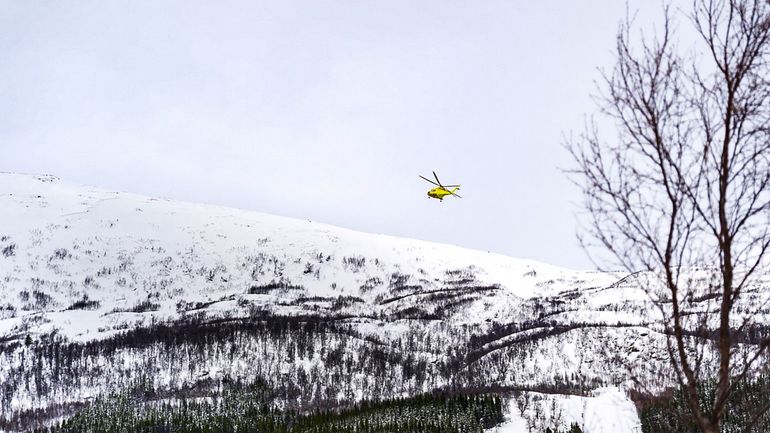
[427,187,456,201]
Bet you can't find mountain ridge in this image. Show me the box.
[0,172,665,432]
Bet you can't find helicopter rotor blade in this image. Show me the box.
[419,175,440,186]
[450,191,462,198]
[442,184,460,188]
[433,171,442,187]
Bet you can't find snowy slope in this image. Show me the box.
[488,387,642,433]
[0,172,619,341]
[0,173,675,430]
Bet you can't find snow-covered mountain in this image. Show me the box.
[0,173,677,431]
[0,173,619,337]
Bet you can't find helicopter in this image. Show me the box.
[420,171,461,201]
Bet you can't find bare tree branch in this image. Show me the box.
[567,1,770,431]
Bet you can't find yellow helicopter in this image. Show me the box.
[420,171,461,201]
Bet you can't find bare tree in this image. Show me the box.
[568,1,770,432]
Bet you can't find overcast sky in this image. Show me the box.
[1,1,679,269]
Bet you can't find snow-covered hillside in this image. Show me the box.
[0,172,626,339]
[0,173,679,431]
[487,387,642,433]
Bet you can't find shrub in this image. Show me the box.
[52,248,70,260]
[2,243,15,257]
[126,300,160,313]
[247,282,302,294]
[32,290,53,309]
[66,296,101,311]
[342,256,366,272]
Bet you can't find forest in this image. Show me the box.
[29,379,504,433]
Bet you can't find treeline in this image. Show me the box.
[1,310,638,430]
[31,386,503,433]
[0,314,467,426]
[293,393,503,433]
[638,375,770,432]
[1,272,670,430]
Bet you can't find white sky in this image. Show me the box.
[0,1,679,269]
